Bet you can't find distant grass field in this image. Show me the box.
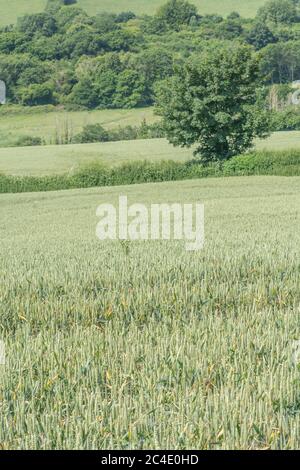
[0,139,192,176]
[1,175,300,449]
[80,0,266,18]
[0,0,267,26]
[1,132,300,177]
[0,107,156,148]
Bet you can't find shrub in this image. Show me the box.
[270,108,300,131]
[15,135,43,146]
[115,12,136,23]
[72,120,165,144]
[72,124,109,143]
[17,83,55,106]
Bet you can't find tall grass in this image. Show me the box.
[52,116,74,145]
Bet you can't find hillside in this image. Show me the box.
[0,107,156,147]
[0,0,267,26]
[80,0,267,18]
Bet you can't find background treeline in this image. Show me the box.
[2,0,300,110]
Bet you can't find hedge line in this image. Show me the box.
[1,150,300,194]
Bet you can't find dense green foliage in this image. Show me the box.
[155,0,199,31]
[1,149,299,193]
[1,0,300,110]
[257,0,298,25]
[156,44,270,161]
[270,107,300,130]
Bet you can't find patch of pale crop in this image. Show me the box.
[0,176,300,449]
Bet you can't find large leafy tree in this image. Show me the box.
[156,0,198,30]
[128,48,174,104]
[259,40,300,83]
[113,69,146,108]
[155,44,270,162]
[256,0,297,25]
[246,22,277,50]
[17,13,57,37]
[16,82,55,105]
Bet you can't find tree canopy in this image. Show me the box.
[156,44,270,162]
[1,0,300,110]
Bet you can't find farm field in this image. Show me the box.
[0,0,267,26]
[1,175,300,449]
[2,0,300,453]
[0,107,156,148]
[0,138,192,176]
[1,131,300,177]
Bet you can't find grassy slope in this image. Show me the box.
[0,107,156,147]
[0,0,45,26]
[1,175,300,449]
[2,104,300,150]
[1,131,300,176]
[80,0,266,17]
[0,0,267,26]
[0,139,191,176]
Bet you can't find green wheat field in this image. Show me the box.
[1,176,300,449]
[1,0,300,452]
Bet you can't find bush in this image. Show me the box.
[270,108,300,130]
[15,135,43,146]
[222,149,300,175]
[72,120,165,143]
[17,83,55,106]
[115,12,136,23]
[72,124,109,143]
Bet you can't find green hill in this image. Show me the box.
[0,0,267,26]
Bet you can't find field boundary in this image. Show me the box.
[1,150,300,194]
